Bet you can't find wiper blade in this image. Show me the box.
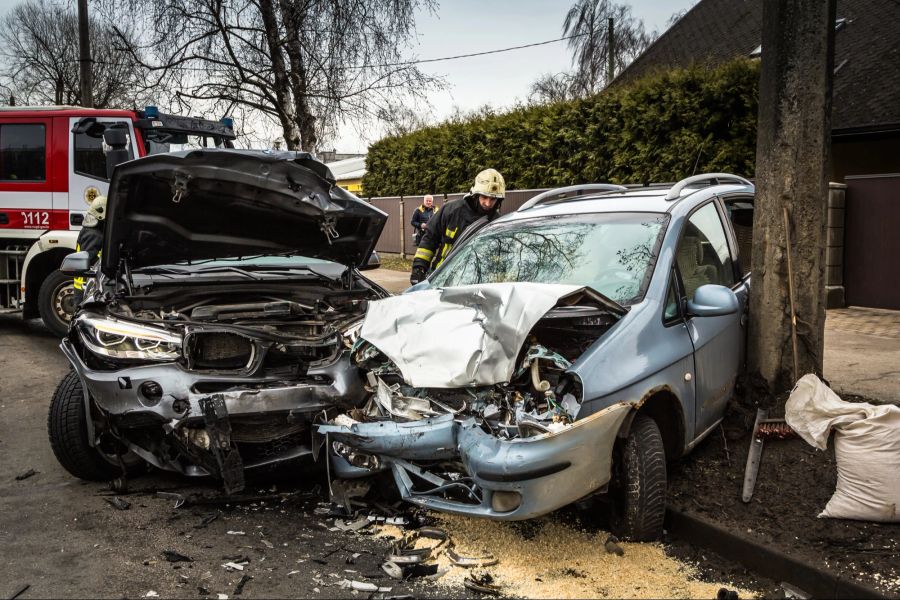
[191,266,263,280]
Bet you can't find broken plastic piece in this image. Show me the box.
[447,548,498,567]
[338,579,391,593]
[105,496,131,511]
[463,573,501,596]
[157,491,186,509]
[15,469,37,481]
[334,517,371,532]
[162,550,193,563]
[604,535,624,556]
[233,575,252,595]
[222,562,245,571]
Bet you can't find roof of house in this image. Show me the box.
[614,0,900,134]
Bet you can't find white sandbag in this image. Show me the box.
[785,373,900,522]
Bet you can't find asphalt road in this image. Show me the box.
[0,313,767,599]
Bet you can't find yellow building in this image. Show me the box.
[325,156,366,195]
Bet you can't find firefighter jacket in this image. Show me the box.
[412,193,501,273]
[73,223,104,292]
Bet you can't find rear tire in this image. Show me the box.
[609,415,667,541]
[38,269,76,338]
[48,370,124,481]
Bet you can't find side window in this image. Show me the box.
[74,123,133,180]
[676,202,735,300]
[0,124,46,181]
[724,197,754,276]
[664,269,681,323]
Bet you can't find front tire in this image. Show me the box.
[48,371,123,481]
[38,269,76,338]
[609,415,667,541]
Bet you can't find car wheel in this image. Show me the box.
[48,370,138,481]
[609,414,667,541]
[38,269,76,338]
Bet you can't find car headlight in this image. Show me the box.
[76,314,182,362]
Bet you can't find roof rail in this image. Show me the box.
[664,173,753,201]
[518,183,628,211]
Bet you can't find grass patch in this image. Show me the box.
[378,253,413,272]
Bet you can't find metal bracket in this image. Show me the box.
[199,395,245,494]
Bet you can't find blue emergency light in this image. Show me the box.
[221,116,235,129]
[144,105,160,119]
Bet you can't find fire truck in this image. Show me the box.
[0,105,236,336]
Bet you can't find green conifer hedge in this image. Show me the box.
[362,59,759,196]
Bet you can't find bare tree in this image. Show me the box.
[528,72,577,104]
[563,0,653,93]
[106,0,441,151]
[0,1,150,108]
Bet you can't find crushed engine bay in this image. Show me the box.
[318,283,629,519]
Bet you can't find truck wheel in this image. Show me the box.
[38,269,76,337]
[609,415,667,541]
[48,371,131,481]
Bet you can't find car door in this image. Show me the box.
[67,117,136,230]
[676,200,744,437]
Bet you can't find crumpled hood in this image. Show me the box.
[359,282,620,388]
[101,149,387,274]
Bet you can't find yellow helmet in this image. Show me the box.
[470,168,505,199]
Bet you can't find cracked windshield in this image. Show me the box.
[429,212,669,305]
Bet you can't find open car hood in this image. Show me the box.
[101,150,386,274]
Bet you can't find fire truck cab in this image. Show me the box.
[0,105,235,336]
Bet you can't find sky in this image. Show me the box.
[0,0,697,152]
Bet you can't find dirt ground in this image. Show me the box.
[0,313,769,599]
[668,418,900,595]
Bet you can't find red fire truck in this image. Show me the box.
[0,105,235,336]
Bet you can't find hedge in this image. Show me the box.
[362,59,760,196]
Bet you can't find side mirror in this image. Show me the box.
[61,251,92,276]
[686,284,739,317]
[359,250,381,271]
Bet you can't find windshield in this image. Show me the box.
[145,134,234,155]
[428,212,669,305]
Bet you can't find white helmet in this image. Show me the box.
[470,168,505,199]
[83,195,107,227]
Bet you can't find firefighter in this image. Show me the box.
[410,194,438,246]
[73,195,107,306]
[410,169,505,284]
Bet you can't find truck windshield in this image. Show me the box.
[428,212,669,306]
[146,134,234,155]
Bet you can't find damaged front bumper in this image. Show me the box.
[61,338,366,477]
[320,403,631,520]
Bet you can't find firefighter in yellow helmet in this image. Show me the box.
[73,195,107,306]
[410,168,505,284]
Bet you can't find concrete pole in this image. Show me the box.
[747,0,836,403]
[399,196,406,259]
[77,0,93,107]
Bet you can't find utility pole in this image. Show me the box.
[77,0,93,107]
[747,0,836,407]
[607,17,615,84]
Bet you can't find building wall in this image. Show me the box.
[832,133,900,181]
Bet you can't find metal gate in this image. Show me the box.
[843,174,900,310]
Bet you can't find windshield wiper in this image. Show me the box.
[191,266,264,280]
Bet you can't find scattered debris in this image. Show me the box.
[197,586,210,596]
[717,587,740,600]
[261,540,274,549]
[8,584,30,600]
[14,469,36,481]
[194,512,220,529]
[334,516,371,532]
[217,594,228,600]
[447,548,498,568]
[222,562,245,572]
[345,552,362,565]
[603,535,624,556]
[144,592,159,598]
[780,582,811,599]
[233,575,252,595]
[338,579,392,593]
[463,573,501,596]
[104,497,131,511]
[156,492,186,509]
[226,531,246,536]
[162,550,193,563]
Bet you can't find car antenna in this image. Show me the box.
[691,140,706,176]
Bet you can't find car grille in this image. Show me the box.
[189,332,255,369]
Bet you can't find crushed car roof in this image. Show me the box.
[101,149,387,273]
